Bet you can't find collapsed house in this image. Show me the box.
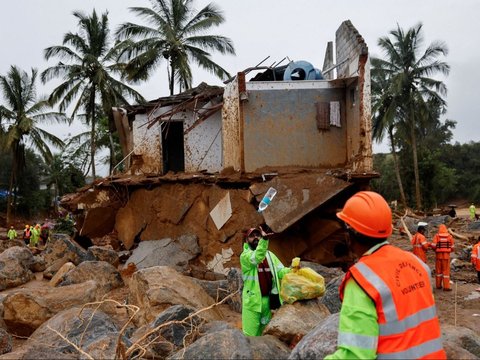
[61,20,377,275]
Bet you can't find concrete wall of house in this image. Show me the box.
[133,113,163,174]
[222,77,243,171]
[184,104,223,173]
[242,81,347,172]
[336,20,372,172]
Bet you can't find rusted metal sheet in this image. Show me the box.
[250,172,351,233]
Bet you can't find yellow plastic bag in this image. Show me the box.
[280,267,325,304]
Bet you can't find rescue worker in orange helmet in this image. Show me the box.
[411,222,430,263]
[470,236,480,290]
[22,225,31,246]
[325,191,446,359]
[431,224,454,291]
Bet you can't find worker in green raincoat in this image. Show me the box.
[240,226,290,336]
[30,224,41,247]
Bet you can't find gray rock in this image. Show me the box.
[264,298,330,345]
[248,335,291,360]
[87,246,119,267]
[289,313,339,359]
[0,246,35,290]
[3,280,104,336]
[43,257,69,279]
[198,321,237,336]
[125,235,200,271]
[28,307,129,359]
[442,324,480,359]
[191,278,229,302]
[0,328,12,355]
[227,267,243,313]
[58,261,123,291]
[0,345,77,359]
[31,255,46,272]
[168,328,253,359]
[42,233,90,268]
[144,305,204,358]
[129,266,222,326]
[320,276,343,314]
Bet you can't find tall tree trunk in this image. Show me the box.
[410,110,422,210]
[90,88,96,180]
[389,127,407,208]
[6,154,16,226]
[169,61,175,95]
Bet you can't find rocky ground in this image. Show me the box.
[0,209,477,359]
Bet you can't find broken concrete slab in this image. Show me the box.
[209,191,232,230]
[125,235,200,271]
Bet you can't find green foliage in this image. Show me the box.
[53,215,76,236]
[115,0,236,95]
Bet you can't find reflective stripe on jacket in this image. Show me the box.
[432,233,454,253]
[340,244,446,359]
[240,239,290,313]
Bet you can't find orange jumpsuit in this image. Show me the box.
[471,242,480,284]
[431,224,454,290]
[411,231,429,263]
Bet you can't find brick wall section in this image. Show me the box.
[336,20,373,172]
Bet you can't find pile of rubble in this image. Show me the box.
[0,226,477,359]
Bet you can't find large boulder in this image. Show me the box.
[125,235,200,272]
[264,298,330,346]
[128,266,222,326]
[0,345,76,360]
[42,233,91,268]
[0,246,35,290]
[288,313,339,359]
[87,245,119,266]
[132,305,204,359]
[58,261,123,291]
[248,335,291,360]
[168,328,253,359]
[0,239,25,254]
[3,280,104,336]
[442,324,480,359]
[27,307,128,360]
[43,257,70,279]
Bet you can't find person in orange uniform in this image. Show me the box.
[325,191,446,359]
[431,224,454,291]
[411,222,429,263]
[471,237,480,290]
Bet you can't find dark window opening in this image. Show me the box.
[162,121,185,173]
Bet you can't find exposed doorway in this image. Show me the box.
[162,121,185,173]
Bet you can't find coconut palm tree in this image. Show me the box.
[42,10,145,179]
[115,0,235,95]
[371,58,407,208]
[373,23,449,210]
[0,66,66,224]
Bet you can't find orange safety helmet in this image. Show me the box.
[337,191,393,238]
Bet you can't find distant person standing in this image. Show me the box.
[411,222,429,263]
[471,237,480,290]
[30,224,41,247]
[431,224,454,291]
[469,203,476,221]
[7,226,17,240]
[22,225,31,246]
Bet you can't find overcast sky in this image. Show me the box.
[1,0,479,160]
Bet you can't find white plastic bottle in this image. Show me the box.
[258,187,277,212]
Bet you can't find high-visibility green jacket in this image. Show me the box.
[7,229,17,240]
[30,227,40,245]
[240,238,290,313]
